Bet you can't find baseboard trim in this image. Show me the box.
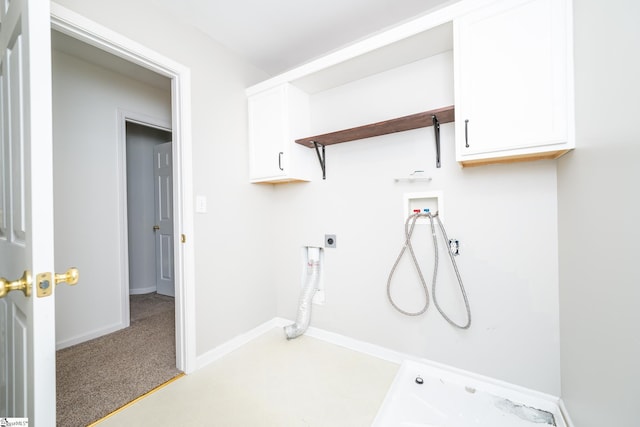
[558,399,576,427]
[196,318,288,369]
[129,286,157,295]
[56,321,127,350]
[304,324,406,364]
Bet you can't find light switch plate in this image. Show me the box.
[195,195,207,213]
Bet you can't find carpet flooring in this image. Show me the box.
[56,293,181,427]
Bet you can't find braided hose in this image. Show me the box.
[386,212,471,329]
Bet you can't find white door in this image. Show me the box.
[153,142,174,297]
[0,0,56,424]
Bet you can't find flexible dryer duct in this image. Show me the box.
[284,247,321,340]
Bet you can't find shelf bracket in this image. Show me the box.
[432,114,441,168]
[312,141,326,180]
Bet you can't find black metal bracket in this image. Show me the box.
[312,141,326,180]
[432,115,441,168]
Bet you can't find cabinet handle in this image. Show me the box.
[464,119,470,148]
[278,152,284,171]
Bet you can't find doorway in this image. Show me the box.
[51,32,185,423]
[51,5,196,374]
[125,122,175,298]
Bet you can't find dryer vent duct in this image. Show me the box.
[284,246,321,340]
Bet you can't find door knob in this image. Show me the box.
[0,270,32,298]
[55,267,80,286]
[36,267,80,298]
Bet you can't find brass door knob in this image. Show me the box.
[55,267,79,286]
[0,271,32,298]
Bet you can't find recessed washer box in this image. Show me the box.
[403,191,443,224]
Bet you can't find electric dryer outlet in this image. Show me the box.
[325,234,337,248]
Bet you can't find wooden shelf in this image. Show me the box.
[295,105,454,148]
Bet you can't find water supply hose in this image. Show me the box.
[284,256,321,340]
[386,211,471,329]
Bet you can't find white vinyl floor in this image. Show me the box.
[97,328,399,426]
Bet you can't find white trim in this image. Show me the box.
[303,324,405,364]
[50,3,196,374]
[120,110,171,132]
[56,321,127,351]
[128,286,158,296]
[196,319,288,369]
[558,399,576,427]
[170,68,196,375]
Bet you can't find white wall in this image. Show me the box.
[274,52,562,395]
[53,0,276,356]
[126,123,172,295]
[558,0,640,425]
[52,49,172,347]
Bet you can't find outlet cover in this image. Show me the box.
[325,234,336,248]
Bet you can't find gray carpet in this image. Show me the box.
[56,293,181,427]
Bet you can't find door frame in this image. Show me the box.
[50,3,196,373]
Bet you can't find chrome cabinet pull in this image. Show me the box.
[278,152,284,171]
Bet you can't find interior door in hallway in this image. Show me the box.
[153,141,174,297]
[0,0,56,422]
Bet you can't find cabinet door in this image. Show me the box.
[455,0,572,164]
[248,86,288,180]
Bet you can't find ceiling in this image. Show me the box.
[148,0,456,76]
[52,0,456,91]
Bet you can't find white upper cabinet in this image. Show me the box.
[246,0,575,180]
[454,0,574,166]
[248,83,313,183]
